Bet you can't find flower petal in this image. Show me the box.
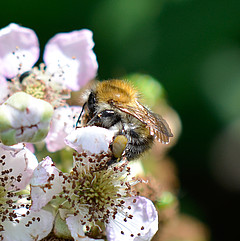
[45,106,82,152]
[0,75,9,104]
[1,208,54,241]
[0,23,40,78]
[43,29,98,91]
[65,126,115,154]
[106,196,158,241]
[0,143,38,190]
[30,157,63,211]
[66,215,104,241]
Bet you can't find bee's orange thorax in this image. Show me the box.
[96,80,138,105]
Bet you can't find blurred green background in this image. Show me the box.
[2,0,240,240]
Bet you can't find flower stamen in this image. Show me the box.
[42,151,141,238]
[8,62,71,108]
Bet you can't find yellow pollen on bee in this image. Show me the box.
[112,135,128,158]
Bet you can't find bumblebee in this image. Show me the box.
[77,80,173,162]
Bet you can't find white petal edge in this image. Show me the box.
[43,29,98,91]
[0,23,40,78]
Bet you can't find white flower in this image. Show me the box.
[0,143,54,240]
[30,127,158,240]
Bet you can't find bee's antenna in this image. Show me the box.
[76,102,86,128]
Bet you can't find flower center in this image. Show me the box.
[23,77,46,100]
[9,64,71,108]
[74,167,120,209]
[57,152,132,227]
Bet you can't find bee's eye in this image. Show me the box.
[88,92,97,113]
[19,71,32,83]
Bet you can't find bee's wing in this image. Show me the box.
[114,101,173,144]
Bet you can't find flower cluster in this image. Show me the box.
[0,23,97,149]
[0,23,159,241]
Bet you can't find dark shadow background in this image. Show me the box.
[1,0,240,240]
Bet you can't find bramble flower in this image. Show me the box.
[30,127,158,240]
[0,143,54,240]
[0,92,54,146]
[0,23,98,106]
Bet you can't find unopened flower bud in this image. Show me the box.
[0,92,53,145]
[156,191,176,210]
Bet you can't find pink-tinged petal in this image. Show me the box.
[66,215,104,241]
[65,126,115,154]
[45,106,82,152]
[0,75,9,104]
[43,29,98,91]
[25,143,35,153]
[0,23,40,78]
[2,208,54,241]
[0,143,38,190]
[106,196,158,241]
[30,156,63,211]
